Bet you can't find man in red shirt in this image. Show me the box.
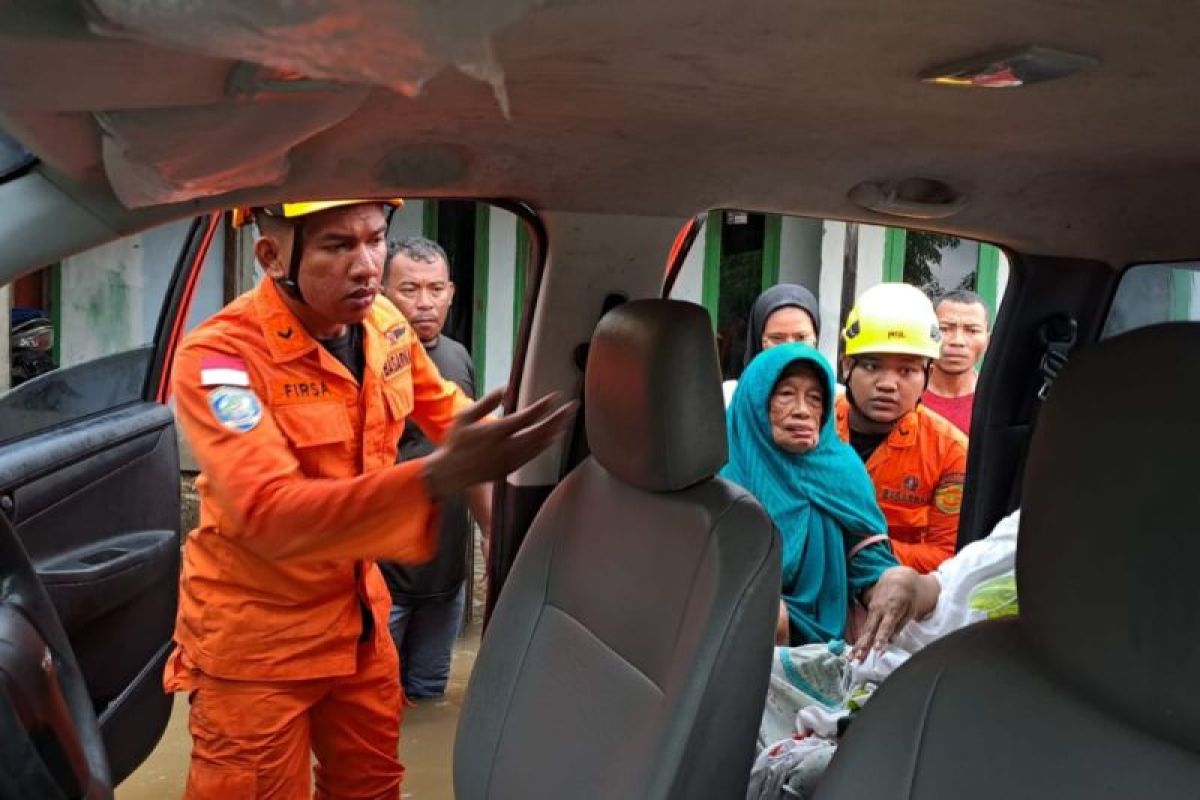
[923,289,990,436]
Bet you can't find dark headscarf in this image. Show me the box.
[744,284,821,367]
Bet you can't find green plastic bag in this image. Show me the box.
[967,573,1019,620]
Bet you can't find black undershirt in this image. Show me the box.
[319,324,366,384]
[849,428,888,463]
[318,324,372,641]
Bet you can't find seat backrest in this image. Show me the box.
[455,299,780,800]
[816,323,1200,800]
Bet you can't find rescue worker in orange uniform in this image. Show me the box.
[835,283,968,574]
[164,199,572,798]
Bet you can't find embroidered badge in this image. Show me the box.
[382,349,412,379]
[386,324,407,344]
[934,481,964,515]
[208,386,263,433]
[200,355,250,387]
[270,378,333,404]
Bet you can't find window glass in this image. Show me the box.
[902,233,981,296]
[668,212,1007,383]
[0,219,197,444]
[1103,261,1200,339]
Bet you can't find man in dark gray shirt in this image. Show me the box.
[380,236,492,698]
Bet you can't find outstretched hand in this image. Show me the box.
[852,567,939,661]
[422,389,577,498]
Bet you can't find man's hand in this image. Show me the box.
[422,389,576,499]
[852,567,940,661]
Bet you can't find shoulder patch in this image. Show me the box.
[933,474,965,515]
[208,386,263,433]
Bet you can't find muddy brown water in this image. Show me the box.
[118,491,486,799]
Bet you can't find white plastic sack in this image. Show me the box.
[747,736,837,800]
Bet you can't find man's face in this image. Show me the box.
[761,306,818,349]
[935,301,989,375]
[259,204,388,330]
[844,353,929,424]
[383,252,455,343]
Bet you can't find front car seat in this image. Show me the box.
[454,299,781,799]
[816,323,1200,799]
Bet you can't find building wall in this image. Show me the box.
[56,216,229,369]
[389,199,426,241]
[483,208,518,394]
[777,216,822,291]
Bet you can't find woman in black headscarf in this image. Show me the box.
[722,284,822,405]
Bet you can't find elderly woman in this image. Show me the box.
[723,343,939,657]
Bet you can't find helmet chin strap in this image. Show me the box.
[274,222,307,304]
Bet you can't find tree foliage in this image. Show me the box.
[904,233,972,296]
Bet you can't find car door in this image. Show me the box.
[0,211,220,791]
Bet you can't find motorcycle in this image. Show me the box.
[10,308,56,386]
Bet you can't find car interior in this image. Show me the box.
[1,1,1199,798]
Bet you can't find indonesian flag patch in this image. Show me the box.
[200,355,251,387]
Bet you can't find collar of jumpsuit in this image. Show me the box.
[835,395,921,451]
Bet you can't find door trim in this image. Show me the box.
[149,213,221,403]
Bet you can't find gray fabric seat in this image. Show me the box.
[816,323,1200,800]
[454,299,781,800]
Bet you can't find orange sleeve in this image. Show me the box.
[174,340,438,564]
[893,434,968,573]
[406,335,473,445]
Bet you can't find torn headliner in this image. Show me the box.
[2,0,1200,266]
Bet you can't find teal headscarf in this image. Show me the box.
[722,344,895,644]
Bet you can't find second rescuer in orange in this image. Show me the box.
[165,199,572,798]
[835,283,969,574]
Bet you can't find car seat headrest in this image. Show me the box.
[1019,322,1200,752]
[585,299,727,492]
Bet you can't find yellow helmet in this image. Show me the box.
[230,198,403,304]
[231,198,404,228]
[842,283,942,359]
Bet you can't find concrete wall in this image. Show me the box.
[58,220,196,367]
[483,208,518,394]
[777,216,823,291]
[815,221,847,365]
[389,199,426,241]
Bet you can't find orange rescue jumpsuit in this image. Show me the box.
[165,279,470,798]
[835,395,968,573]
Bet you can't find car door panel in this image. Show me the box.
[0,401,181,784]
[0,212,218,791]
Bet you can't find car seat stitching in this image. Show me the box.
[904,666,946,799]
[544,601,664,694]
[663,501,780,796]
[667,493,753,656]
